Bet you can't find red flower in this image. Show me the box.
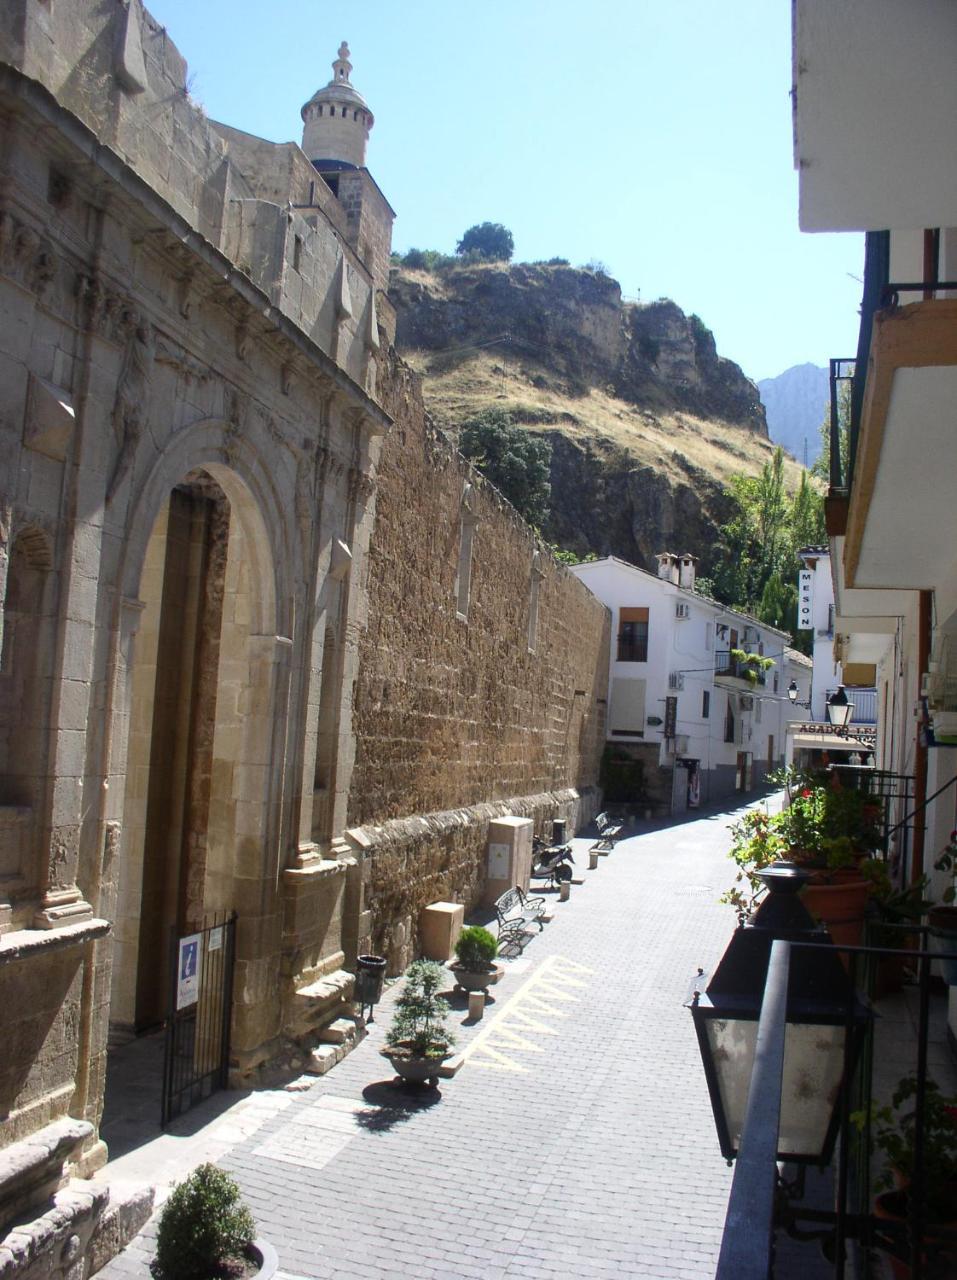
[801,789,812,798]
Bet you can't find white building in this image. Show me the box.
[792,0,957,1041]
[571,553,809,813]
[796,545,878,728]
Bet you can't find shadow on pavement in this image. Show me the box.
[356,1081,444,1131]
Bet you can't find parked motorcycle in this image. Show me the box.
[532,834,574,886]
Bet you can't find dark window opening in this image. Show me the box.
[321,173,340,198]
[702,690,710,719]
[724,698,735,744]
[617,607,649,662]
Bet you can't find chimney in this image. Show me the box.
[656,552,679,585]
[678,553,697,591]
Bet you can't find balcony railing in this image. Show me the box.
[715,650,766,687]
[616,639,648,663]
[828,357,855,493]
[714,929,957,1280]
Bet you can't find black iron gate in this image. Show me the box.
[161,912,236,1127]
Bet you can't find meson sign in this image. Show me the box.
[798,569,813,631]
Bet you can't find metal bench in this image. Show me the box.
[494,886,547,953]
[591,810,624,853]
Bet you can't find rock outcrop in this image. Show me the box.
[389,260,785,575]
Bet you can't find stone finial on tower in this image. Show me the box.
[333,42,352,83]
[301,42,374,170]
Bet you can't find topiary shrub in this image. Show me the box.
[151,1163,255,1280]
[454,925,498,971]
[385,959,454,1059]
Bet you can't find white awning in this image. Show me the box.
[791,732,872,753]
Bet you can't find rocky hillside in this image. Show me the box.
[388,260,802,573]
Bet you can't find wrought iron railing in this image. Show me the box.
[715,650,767,687]
[828,357,855,493]
[714,929,957,1280]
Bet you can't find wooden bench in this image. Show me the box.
[494,885,547,953]
[591,810,624,853]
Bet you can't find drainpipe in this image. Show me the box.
[911,590,932,885]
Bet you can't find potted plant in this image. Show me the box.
[855,1074,957,1278]
[863,867,932,997]
[930,828,957,984]
[729,648,775,686]
[381,959,458,1085]
[721,777,880,945]
[151,1163,277,1280]
[449,925,502,993]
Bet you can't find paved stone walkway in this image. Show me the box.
[99,800,758,1279]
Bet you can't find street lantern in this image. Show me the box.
[787,679,811,710]
[688,864,871,1165]
[827,685,853,732]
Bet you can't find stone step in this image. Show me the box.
[294,967,354,1007]
[316,1017,358,1046]
[305,1014,367,1075]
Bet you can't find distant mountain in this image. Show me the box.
[757,363,829,468]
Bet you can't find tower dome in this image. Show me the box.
[301,43,374,170]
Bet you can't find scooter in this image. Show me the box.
[532,834,575,886]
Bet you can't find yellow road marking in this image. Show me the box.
[462,953,593,1073]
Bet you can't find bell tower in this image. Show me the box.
[301,43,374,170]
[300,44,393,293]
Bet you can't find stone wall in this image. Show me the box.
[347,354,610,963]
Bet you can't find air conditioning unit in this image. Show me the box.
[743,625,758,644]
[675,602,690,620]
[739,694,754,711]
[668,672,684,691]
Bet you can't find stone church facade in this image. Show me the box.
[0,0,608,1266]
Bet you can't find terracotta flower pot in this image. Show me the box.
[801,877,871,951]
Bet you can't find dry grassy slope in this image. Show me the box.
[390,262,806,570]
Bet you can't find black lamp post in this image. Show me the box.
[688,863,871,1165]
[827,685,854,735]
[787,679,812,711]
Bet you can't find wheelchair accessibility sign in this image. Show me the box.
[176,934,202,1010]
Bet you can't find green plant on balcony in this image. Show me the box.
[729,648,775,686]
[929,828,957,983]
[853,1074,957,1228]
[720,778,883,922]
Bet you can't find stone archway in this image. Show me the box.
[106,461,282,1086]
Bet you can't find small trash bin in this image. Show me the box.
[354,954,387,1022]
[551,818,567,845]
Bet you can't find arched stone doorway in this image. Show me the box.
[105,462,281,1134]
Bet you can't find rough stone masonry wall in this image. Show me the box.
[348,353,610,964]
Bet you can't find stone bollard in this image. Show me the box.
[559,880,571,902]
[468,991,485,1020]
[588,849,599,870]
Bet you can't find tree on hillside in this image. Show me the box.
[456,223,514,262]
[458,409,551,528]
[707,446,826,651]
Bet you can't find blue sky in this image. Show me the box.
[145,0,863,384]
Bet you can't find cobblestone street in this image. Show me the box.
[101,802,753,1279]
